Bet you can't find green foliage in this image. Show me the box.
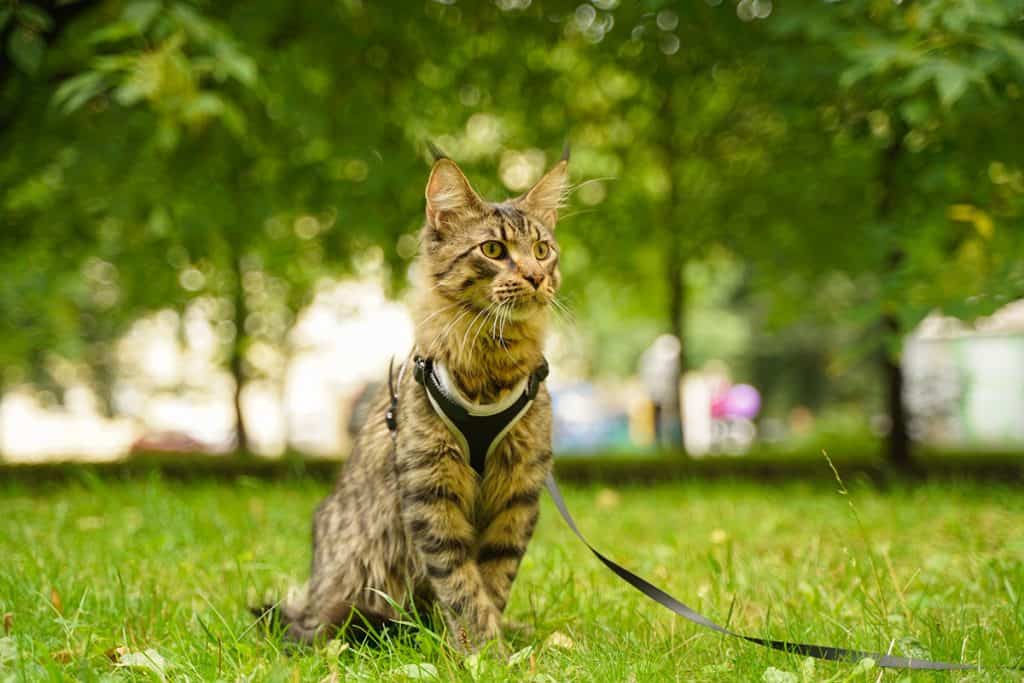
[1,0,1022,433]
[3,1,51,74]
[765,0,1024,335]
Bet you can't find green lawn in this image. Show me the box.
[1,467,1022,681]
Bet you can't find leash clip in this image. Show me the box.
[526,358,549,400]
[385,357,399,433]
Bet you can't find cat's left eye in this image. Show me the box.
[481,240,507,259]
[532,241,550,260]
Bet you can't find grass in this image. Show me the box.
[1,463,1022,681]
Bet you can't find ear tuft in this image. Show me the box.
[425,159,482,230]
[426,140,448,162]
[518,159,569,228]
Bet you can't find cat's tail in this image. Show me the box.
[250,587,323,645]
[250,588,397,645]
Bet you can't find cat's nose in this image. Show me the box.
[524,272,544,290]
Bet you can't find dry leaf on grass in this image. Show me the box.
[323,639,349,658]
[544,631,574,650]
[595,488,621,509]
[105,645,130,661]
[50,588,63,615]
[761,667,798,683]
[51,649,73,663]
[114,648,172,681]
[0,637,17,665]
[508,645,534,667]
[2,613,11,635]
[389,662,438,679]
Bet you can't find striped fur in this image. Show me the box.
[265,155,568,652]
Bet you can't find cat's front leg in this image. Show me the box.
[396,444,503,652]
[477,449,550,613]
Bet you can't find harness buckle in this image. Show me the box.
[527,358,549,400]
[412,356,429,386]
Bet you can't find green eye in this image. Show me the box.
[532,241,550,260]
[481,240,506,259]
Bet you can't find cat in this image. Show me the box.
[259,148,569,653]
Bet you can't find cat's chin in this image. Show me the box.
[502,298,549,322]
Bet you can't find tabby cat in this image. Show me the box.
[263,149,569,652]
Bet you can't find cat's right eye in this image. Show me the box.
[480,240,507,259]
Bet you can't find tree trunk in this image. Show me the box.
[659,78,686,452]
[0,381,5,458]
[877,125,911,467]
[665,246,686,451]
[230,257,249,454]
[881,314,911,467]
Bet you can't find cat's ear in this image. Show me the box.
[425,159,484,231]
[518,155,569,228]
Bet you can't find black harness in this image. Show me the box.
[387,355,548,477]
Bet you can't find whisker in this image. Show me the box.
[567,176,617,193]
[418,300,462,327]
[459,302,496,356]
[490,300,506,340]
[431,307,471,356]
[552,295,577,322]
[500,301,513,341]
[556,208,599,222]
[465,306,493,356]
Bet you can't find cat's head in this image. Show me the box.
[419,152,568,320]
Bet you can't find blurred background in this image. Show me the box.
[2,0,1023,469]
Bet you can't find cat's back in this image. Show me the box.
[334,381,397,493]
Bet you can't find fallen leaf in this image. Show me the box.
[51,649,73,663]
[323,639,348,675]
[854,657,876,672]
[114,648,171,681]
[595,488,621,509]
[105,645,129,662]
[0,637,17,664]
[50,588,63,615]
[2,613,11,635]
[761,667,798,683]
[508,645,534,667]
[544,631,574,650]
[323,639,349,659]
[465,652,483,680]
[389,662,438,679]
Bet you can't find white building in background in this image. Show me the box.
[904,300,1024,448]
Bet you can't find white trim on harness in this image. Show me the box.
[432,361,528,416]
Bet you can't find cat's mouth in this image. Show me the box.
[496,292,550,320]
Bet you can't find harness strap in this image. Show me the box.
[412,356,547,477]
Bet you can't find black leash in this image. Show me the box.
[544,474,978,671]
[388,355,988,671]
